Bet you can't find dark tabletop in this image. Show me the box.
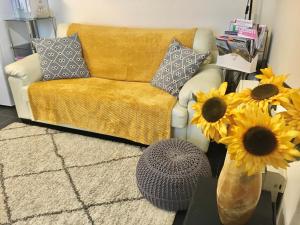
[179,177,274,225]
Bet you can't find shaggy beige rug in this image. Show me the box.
[0,123,175,225]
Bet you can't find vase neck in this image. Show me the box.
[223,152,258,178]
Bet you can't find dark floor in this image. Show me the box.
[0,106,20,129]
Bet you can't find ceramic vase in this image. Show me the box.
[216,153,262,225]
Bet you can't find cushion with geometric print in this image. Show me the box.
[151,39,209,97]
[32,34,90,81]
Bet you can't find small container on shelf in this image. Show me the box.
[11,0,51,19]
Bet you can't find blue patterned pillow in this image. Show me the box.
[151,39,209,96]
[32,34,90,81]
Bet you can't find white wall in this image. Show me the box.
[259,1,300,221]
[254,0,278,30]
[0,0,14,65]
[258,3,300,222]
[0,0,14,106]
[257,0,300,88]
[0,47,14,106]
[48,0,248,34]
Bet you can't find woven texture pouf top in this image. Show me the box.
[136,138,212,211]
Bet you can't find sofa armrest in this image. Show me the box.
[178,65,222,107]
[5,53,42,85]
[193,28,218,64]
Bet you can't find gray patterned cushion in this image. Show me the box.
[32,34,90,81]
[151,39,209,96]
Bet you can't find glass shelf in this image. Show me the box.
[4,16,56,61]
[4,17,54,22]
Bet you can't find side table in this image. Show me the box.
[236,79,259,92]
[222,69,256,93]
[182,177,274,225]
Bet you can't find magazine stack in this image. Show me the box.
[216,18,268,73]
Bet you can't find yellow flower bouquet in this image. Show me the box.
[192,67,300,225]
[192,67,300,175]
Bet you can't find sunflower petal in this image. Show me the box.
[218,82,228,95]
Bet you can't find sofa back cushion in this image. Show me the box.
[67,23,197,82]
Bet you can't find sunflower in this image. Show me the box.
[256,67,288,85]
[255,67,275,82]
[281,91,300,144]
[236,75,292,111]
[220,105,300,175]
[191,82,239,142]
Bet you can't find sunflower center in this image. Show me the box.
[202,97,227,122]
[243,126,278,156]
[251,84,279,100]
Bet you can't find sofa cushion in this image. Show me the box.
[25,85,187,128]
[151,40,209,96]
[67,24,197,82]
[32,34,90,81]
[28,78,177,145]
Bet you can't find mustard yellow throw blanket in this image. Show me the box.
[29,24,196,144]
[29,78,176,144]
[67,23,197,82]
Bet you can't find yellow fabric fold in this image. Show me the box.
[67,23,197,82]
[28,78,177,144]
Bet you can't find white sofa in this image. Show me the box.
[5,24,222,152]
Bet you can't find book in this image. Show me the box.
[225,31,238,36]
[238,27,258,40]
[216,38,231,55]
[216,35,252,61]
[227,38,251,61]
[256,25,267,49]
[235,18,253,28]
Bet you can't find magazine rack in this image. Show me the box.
[217,53,258,73]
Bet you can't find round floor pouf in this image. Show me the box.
[136,138,212,211]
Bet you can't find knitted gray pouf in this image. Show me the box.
[136,138,211,211]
